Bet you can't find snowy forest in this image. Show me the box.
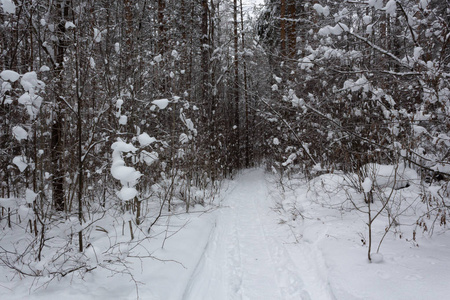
[1,0,449,299]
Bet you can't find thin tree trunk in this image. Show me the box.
[280,0,287,57]
[287,0,296,60]
[157,0,167,55]
[52,0,70,212]
[201,0,209,108]
[239,0,250,167]
[74,19,83,252]
[209,0,218,179]
[233,0,240,170]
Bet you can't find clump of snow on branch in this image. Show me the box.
[115,99,123,111]
[298,55,314,70]
[93,28,102,43]
[65,21,76,29]
[363,15,372,25]
[282,153,297,167]
[12,126,28,141]
[0,70,20,82]
[140,150,158,166]
[153,54,163,63]
[180,110,197,136]
[40,65,50,72]
[383,0,397,17]
[111,139,142,201]
[343,76,370,92]
[362,177,373,193]
[368,0,384,10]
[152,99,169,109]
[115,99,128,125]
[0,0,16,14]
[89,57,96,69]
[288,89,305,108]
[179,133,190,144]
[171,49,180,60]
[1,71,44,119]
[118,115,127,125]
[414,47,424,60]
[419,0,430,9]
[313,4,330,17]
[116,187,138,202]
[138,133,156,147]
[318,23,349,36]
[273,74,282,83]
[25,189,38,204]
[20,71,41,91]
[13,156,32,172]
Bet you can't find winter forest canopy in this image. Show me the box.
[0,0,449,295]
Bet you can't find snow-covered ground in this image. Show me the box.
[271,171,450,300]
[1,169,449,299]
[183,169,333,300]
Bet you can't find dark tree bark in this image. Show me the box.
[157,0,167,54]
[233,0,240,170]
[240,0,251,168]
[280,0,287,57]
[286,0,297,60]
[52,0,70,212]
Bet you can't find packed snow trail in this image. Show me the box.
[182,169,334,300]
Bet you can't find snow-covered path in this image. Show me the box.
[3,169,449,300]
[182,169,333,300]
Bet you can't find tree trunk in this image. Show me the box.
[52,0,70,212]
[157,0,167,54]
[280,0,287,57]
[240,0,251,168]
[287,0,296,60]
[233,0,240,170]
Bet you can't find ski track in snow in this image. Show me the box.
[183,169,334,300]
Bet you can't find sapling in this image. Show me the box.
[345,162,402,262]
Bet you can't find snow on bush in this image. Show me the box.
[13,155,31,172]
[117,186,139,201]
[25,188,38,204]
[0,69,20,82]
[1,70,45,119]
[383,0,397,16]
[318,23,349,36]
[368,0,384,10]
[12,125,28,141]
[179,133,189,144]
[362,177,373,193]
[140,150,158,166]
[65,21,76,29]
[0,0,15,14]
[111,139,142,201]
[312,4,330,17]
[138,133,156,147]
[20,71,40,91]
[361,163,420,190]
[152,98,169,109]
[40,65,50,72]
[153,54,163,63]
[180,110,197,135]
[93,28,102,42]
